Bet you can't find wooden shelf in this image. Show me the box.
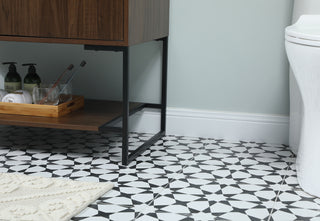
[0,99,140,131]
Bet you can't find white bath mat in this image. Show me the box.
[0,173,113,221]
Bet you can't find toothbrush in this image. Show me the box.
[59,60,86,95]
[39,64,74,104]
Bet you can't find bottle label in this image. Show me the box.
[24,83,38,97]
[5,82,21,93]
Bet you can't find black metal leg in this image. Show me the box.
[122,47,129,165]
[125,37,168,164]
[161,37,168,132]
[84,39,168,166]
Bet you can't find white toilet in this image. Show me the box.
[289,0,320,155]
[285,15,320,197]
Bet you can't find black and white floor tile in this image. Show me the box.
[0,125,319,221]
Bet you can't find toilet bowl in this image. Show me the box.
[285,15,320,197]
[289,0,320,155]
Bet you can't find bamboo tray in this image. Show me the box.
[0,95,84,118]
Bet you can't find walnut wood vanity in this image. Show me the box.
[0,0,170,165]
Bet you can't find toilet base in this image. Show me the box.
[296,112,320,198]
[289,70,302,155]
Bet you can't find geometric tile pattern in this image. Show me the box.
[0,125,319,221]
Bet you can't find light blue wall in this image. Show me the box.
[0,0,293,115]
[168,0,293,115]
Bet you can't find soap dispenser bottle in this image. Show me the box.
[2,62,22,93]
[23,63,41,96]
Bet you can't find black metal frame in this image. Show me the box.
[84,37,168,165]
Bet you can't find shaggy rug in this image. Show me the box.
[0,173,113,221]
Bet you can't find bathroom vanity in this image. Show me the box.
[0,0,169,165]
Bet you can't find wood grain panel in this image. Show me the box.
[0,0,124,41]
[128,0,169,45]
[0,0,169,46]
[0,0,41,36]
[39,0,68,38]
[67,0,124,40]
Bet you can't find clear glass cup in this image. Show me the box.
[32,86,59,105]
[58,83,72,103]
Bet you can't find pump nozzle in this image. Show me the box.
[22,63,37,74]
[2,62,18,72]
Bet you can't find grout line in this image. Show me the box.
[134,182,170,219]
[135,140,204,219]
[134,155,197,219]
[267,155,294,221]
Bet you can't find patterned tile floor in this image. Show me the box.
[0,126,319,221]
